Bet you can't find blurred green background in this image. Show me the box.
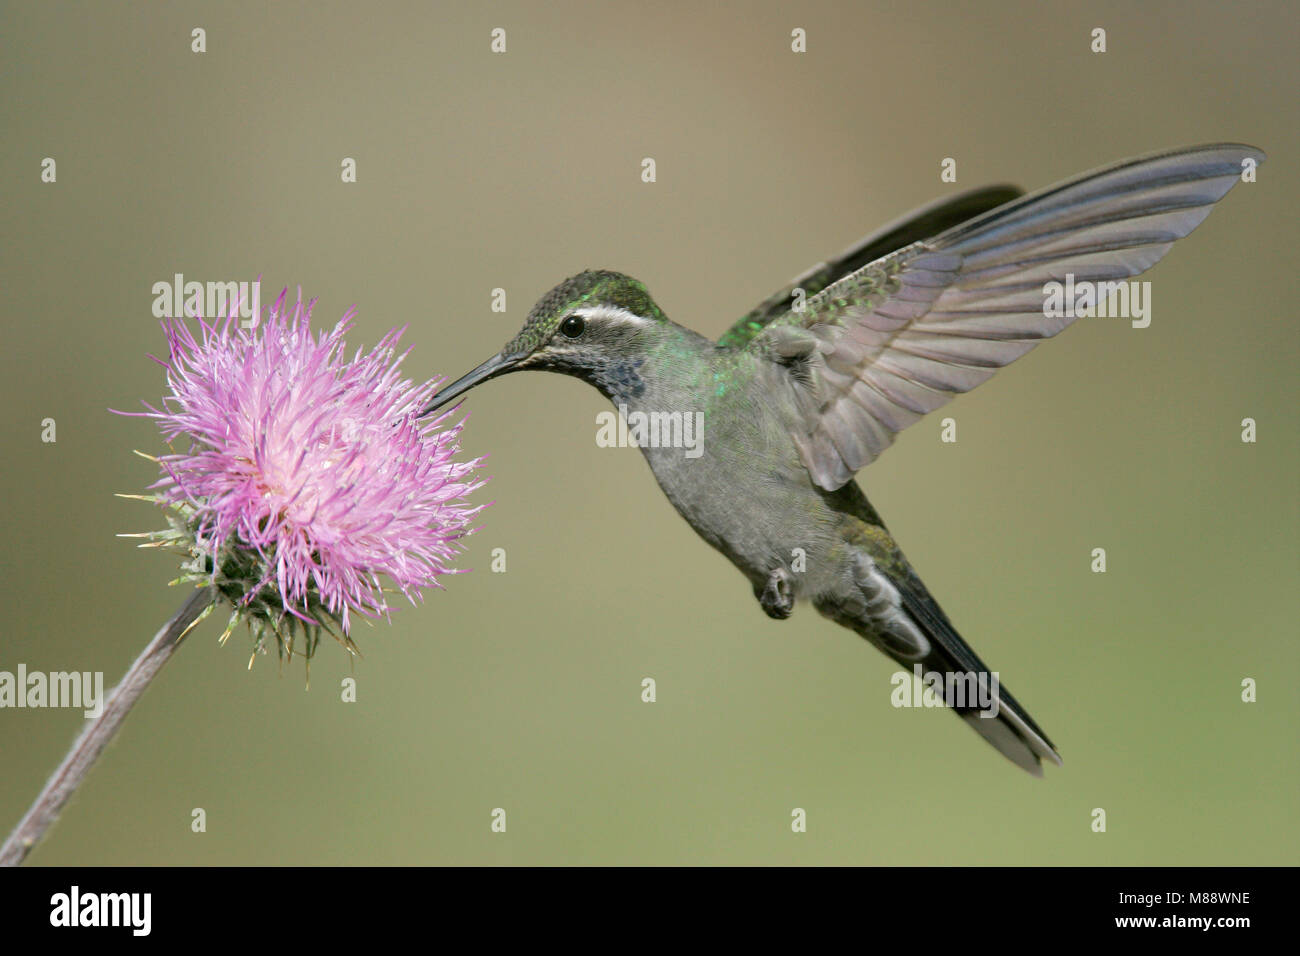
[1,0,1296,865]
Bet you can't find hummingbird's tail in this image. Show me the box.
[817,548,1062,775]
[897,572,1061,776]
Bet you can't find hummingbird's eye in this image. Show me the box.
[559,314,585,338]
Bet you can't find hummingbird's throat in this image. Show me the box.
[555,353,648,404]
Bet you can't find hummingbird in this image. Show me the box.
[421,144,1262,775]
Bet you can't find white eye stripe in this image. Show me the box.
[572,304,651,328]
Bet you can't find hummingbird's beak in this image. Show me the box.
[419,351,521,416]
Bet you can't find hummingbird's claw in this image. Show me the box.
[758,567,795,620]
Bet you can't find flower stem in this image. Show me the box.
[0,585,215,866]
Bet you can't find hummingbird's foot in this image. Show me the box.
[758,568,795,620]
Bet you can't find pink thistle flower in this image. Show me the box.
[119,289,486,658]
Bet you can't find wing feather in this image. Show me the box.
[745,143,1263,490]
[717,188,1023,348]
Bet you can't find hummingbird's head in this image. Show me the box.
[421,270,670,414]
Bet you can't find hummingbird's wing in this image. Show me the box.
[717,184,1023,349]
[743,143,1264,491]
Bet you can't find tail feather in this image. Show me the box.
[892,572,1061,775]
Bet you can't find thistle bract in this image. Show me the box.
[123,289,485,659]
